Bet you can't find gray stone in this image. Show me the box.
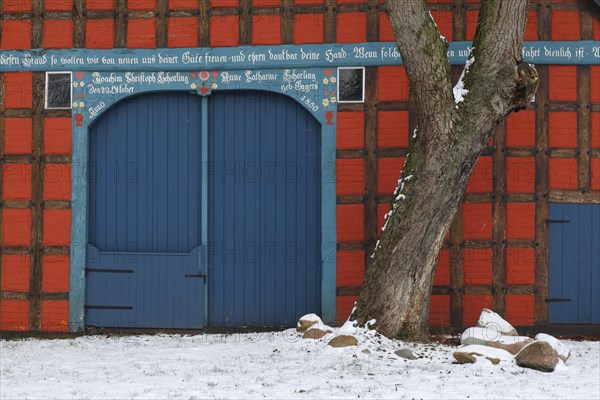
[516,341,559,373]
[394,348,418,360]
[461,327,533,355]
[476,308,518,336]
[327,335,358,347]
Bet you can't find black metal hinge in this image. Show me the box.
[546,219,570,224]
[545,298,572,303]
[185,274,207,284]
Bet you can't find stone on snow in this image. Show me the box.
[296,314,323,333]
[535,333,570,362]
[327,335,359,348]
[461,327,533,354]
[515,341,560,373]
[302,328,331,340]
[394,348,418,360]
[476,308,518,336]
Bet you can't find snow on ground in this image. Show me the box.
[1,328,599,400]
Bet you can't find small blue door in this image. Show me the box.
[208,91,322,327]
[86,93,205,328]
[549,204,600,323]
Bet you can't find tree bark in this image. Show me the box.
[353,0,538,339]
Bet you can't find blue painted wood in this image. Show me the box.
[86,92,205,328]
[1,41,599,73]
[549,204,600,324]
[208,91,322,327]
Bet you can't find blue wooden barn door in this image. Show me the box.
[549,204,600,323]
[208,91,322,327]
[86,92,205,329]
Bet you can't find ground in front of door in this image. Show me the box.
[1,329,598,399]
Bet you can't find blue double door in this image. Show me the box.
[549,204,600,324]
[86,91,321,329]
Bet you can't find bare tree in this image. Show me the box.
[353,0,539,339]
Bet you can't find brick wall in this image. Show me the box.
[1,0,599,331]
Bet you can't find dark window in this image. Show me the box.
[338,67,364,103]
[46,72,72,109]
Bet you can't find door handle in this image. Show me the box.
[545,298,572,302]
[185,274,207,284]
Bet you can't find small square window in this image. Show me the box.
[45,72,72,109]
[337,67,365,103]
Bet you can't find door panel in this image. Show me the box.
[208,91,322,327]
[549,204,600,323]
[86,92,205,328]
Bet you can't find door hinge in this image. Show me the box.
[546,219,570,224]
[185,274,207,284]
[545,298,572,302]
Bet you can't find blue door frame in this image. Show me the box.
[69,69,337,331]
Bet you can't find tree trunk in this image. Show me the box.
[353,0,539,339]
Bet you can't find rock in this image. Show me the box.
[395,348,418,360]
[461,327,533,355]
[453,352,477,364]
[327,335,358,347]
[302,328,330,339]
[361,349,371,354]
[516,341,559,373]
[452,344,514,365]
[296,313,323,333]
[535,333,570,362]
[476,308,518,336]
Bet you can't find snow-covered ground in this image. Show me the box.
[1,329,599,399]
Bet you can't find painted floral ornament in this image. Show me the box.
[190,71,219,95]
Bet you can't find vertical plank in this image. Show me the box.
[198,0,210,47]
[156,0,168,48]
[239,0,252,45]
[534,0,551,326]
[73,0,86,48]
[492,121,507,316]
[282,0,294,44]
[364,67,378,268]
[578,10,593,191]
[115,0,128,48]
[324,0,337,43]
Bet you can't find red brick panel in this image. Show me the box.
[336,204,364,242]
[431,10,453,41]
[336,295,357,325]
[337,12,367,43]
[463,294,493,327]
[253,0,280,5]
[549,158,578,189]
[377,203,389,232]
[127,19,157,48]
[43,20,74,49]
[41,300,69,332]
[549,66,577,102]
[506,247,535,285]
[4,118,32,154]
[294,14,324,44]
[506,157,535,193]
[591,66,600,103]
[466,156,492,193]
[377,157,405,195]
[551,10,580,41]
[0,300,30,331]
[378,67,409,102]
[2,163,32,200]
[43,164,72,201]
[336,251,365,287]
[336,159,365,195]
[506,110,535,148]
[172,0,202,8]
[429,295,450,326]
[592,158,600,191]
[210,16,240,47]
[462,203,492,240]
[4,72,33,109]
[379,12,394,42]
[549,112,577,148]
[1,254,30,292]
[0,20,31,49]
[86,20,115,49]
[209,0,240,7]
[465,10,479,41]
[43,209,71,246]
[524,10,538,41]
[129,0,156,10]
[45,0,73,10]
[2,209,31,246]
[378,111,409,148]
[168,17,198,48]
[463,248,493,285]
[42,254,70,292]
[3,0,33,12]
[592,112,600,149]
[506,203,535,240]
[87,0,114,10]
[434,249,451,286]
[251,15,282,45]
[505,294,534,326]
[44,118,72,154]
[336,112,364,149]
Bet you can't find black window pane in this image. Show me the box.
[338,68,363,102]
[47,73,71,108]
